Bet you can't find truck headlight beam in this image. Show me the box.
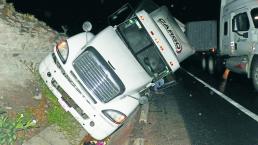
[56,40,69,63]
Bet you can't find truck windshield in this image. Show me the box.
[251,8,258,28]
[117,17,168,77]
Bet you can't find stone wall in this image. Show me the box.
[0,0,63,110]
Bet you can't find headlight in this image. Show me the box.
[56,40,69,63]
[102,110,127,124]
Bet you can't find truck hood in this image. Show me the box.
[86,26,152,94]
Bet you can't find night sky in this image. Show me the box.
[7,0,220,35]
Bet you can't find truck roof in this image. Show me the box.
[135,6,194,72]
[150,6,194,62]
[222,0,258,10]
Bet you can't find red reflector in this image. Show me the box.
[210,48,216,53]
[150,31,154,35]
[160,46,164,51]
[235,63,245,69]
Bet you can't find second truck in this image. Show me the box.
[186,0,258,92]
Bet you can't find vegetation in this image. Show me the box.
[2,2,15,17]
[0,113,36,145]
[3,1,38,23]
[21,58,80,136]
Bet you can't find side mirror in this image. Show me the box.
[108,3,134,26]
[82,21,92,32]
[243,32,248,38]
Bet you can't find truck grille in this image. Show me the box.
[73,47,125,103]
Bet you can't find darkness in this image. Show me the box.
[7,0,219,35]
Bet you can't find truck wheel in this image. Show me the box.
[201,56,207,71]
[251,58,258,92]
[214,57,225,76]
[208,56,215,75]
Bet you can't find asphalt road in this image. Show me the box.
[170,61,258,145]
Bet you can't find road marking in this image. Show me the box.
[183,69,258,123]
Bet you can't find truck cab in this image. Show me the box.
[220,0,258,91]
[39,6,193,140]
[220,0,258,56]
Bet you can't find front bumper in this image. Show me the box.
[39,53,118,140]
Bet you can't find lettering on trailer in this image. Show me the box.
[157,18,182,53]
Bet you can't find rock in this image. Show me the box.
[0,4,4,9]
[33,93,42,100]
[33,87,42,100]
[5,106,12,110]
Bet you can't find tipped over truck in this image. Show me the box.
[39,5,194,140]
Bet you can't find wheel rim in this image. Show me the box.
[208,57,214,74]
[201,57,206,71]
[254,67,258,85]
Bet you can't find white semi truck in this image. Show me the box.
[39,5,193,140]
[186,0,258,92]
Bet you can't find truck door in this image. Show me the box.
[221,13,233,55]
[231,9,252,56]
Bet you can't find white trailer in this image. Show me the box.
[39,4,193,140]
[186,0,258,92]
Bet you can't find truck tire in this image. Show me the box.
[201,56,207,71]
[251,58,258,92]
[214,57,225,76]
[208,56,215,75]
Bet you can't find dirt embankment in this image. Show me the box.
[0,0,61,111]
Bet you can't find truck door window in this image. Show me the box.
[251,8,258,28]
[118,18,152,54]
[117,17,167,77]
[232,12,250,31]
[224,22,228,35]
